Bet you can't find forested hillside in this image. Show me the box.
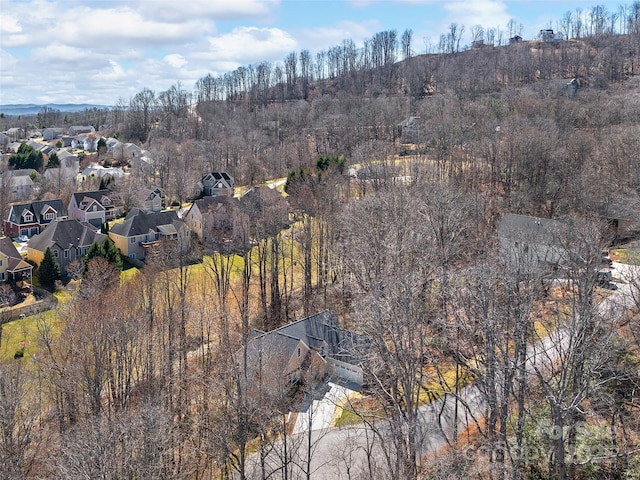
[2,3,640,480]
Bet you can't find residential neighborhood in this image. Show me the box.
[3,4,640,479]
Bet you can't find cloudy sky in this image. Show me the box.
[0,0,621,106]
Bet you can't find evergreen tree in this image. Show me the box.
[101,237,122,271]
[47,151,60,168]
[39,247,61,288]
[9,143,44,171]
[84,237,122,272]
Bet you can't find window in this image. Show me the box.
[0,259,3,266]
[297,347,301,358]
[23,213,32,222]
[64,250,68,259]
[130,237,136,243]
[53,250,58,258]
[45,212,55,220]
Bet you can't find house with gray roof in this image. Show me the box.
[199,172,234,197]
[142,187,165,212]
[108,208,190,261]
[0,236,33,288]
[239,185,290,238]
[67,125,95,135]
[68,190,121,227]
[26,219,105,276]
[5,198,67,238]
[498,213,570,273]
[4,128,25,142]
[44,166,79,191]
[55,150,79,169]
[245,310,370,385]
[1,169,37,202]
[183,195,248,251]
[43,128,63,141]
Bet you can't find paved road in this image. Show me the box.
[242,268,639,479]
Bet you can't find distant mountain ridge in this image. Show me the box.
[0,103,112,116]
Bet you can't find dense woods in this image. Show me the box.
[3,3,640,479]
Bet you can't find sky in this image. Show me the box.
[0,0,625,106]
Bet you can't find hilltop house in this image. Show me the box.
[199,172,234,197]
[68,190,121,227]
[538,29,564,42]
[108,208,190,261]
[245,310,370,385]
[5,199,68,238]
[27,219,106,276]
[0,237,33,288]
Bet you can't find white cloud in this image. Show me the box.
[0,13,22,34]
[443,0,510,31]
[204,27,298,64]
[164,54,188,69]
[131,0,279,22]
[298,20,382,52]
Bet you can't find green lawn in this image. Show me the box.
[611,248,640,265]
[0,289,73,362]
[0,312,60,361]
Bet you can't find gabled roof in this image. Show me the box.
[44,167,78,183]
[188,195,240,216]
[68,126,95,134]
[0,236,22,260]
[203,171,233,182]
[0,237,32,273]
[249,310,370,367]
[145,187,164,200]
[240,185,289,214]
[498,213,572,268]
[56,150,78,161]
[28,219,105,252]
[110,208,185,237]
[4,169,37,178]
[8,176,34,187]
[72,190,117,209]
[498,213,565,245]
[8,199,68,225]
[201,172,234,187]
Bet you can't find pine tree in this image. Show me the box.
[101,237,122,271]
[47,151,60,168]
[83,237,122,272]
[39,247,61,288]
